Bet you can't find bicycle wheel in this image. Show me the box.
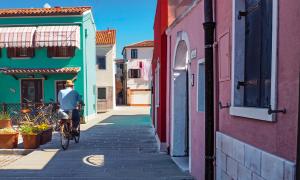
[60,123,70,150]
[74,125,80,143]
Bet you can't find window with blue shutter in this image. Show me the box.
[243,0,272,108]
[198,63,205,112]
[96,56,106,70]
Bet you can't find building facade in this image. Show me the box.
[122,41,153,106]
[153,0,300,179]
[115,59,127,106]
[95,30,116,113]
[152,0,168,152]
[0,6,97,122]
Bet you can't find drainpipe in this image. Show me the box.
[203,0,215,179]
[296,73,300,179]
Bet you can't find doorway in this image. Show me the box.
[21,79,43,103]
[171,37,191,172]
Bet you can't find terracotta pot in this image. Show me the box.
[0,133,19,149]
[0,119,12,129]
[22,134,40,149]
[40,128,53,145]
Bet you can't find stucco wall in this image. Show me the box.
[96,44,116,86]
[125,47,153,61]
[83,12,97,119]
[0,13,97,120]
[166,2,205,179]
[216,0,300,162]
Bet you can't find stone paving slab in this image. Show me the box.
[0,107,193,180]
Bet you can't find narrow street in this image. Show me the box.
[0,107,193,180]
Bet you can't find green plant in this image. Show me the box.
[0,112,10,120]
[19,124,41,135]
[0,128,17,134]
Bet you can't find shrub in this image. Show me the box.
[0,112,10,120]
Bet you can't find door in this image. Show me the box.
[21,79,43,104]
[56,81,66,102]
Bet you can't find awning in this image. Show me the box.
[0,27,36,48]
[4,67,81,75]
[35,26,80,49]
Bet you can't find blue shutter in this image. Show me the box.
[244,0,272,108]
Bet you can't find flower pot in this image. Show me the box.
[0,133,19,149]
[22,134,40,149]
[0,119,12,129]
[40,128,53,145]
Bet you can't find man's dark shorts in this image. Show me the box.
[59,109,80,128]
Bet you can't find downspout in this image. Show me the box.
[296,73,300,179]
[203,0,215,179]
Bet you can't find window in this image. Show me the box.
[155,64,160,107]
[197,61,205,112]
[21,79,43,103]
[231,0,277,121]
[7,48,35,58]
[131,49,138,59]
[47,47,75,58]
[98,88,106,100]
[128,69,141,78]
[96,56,106,69]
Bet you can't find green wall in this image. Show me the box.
[0,13,96,119]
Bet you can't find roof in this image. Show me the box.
[4,67,81,74]
[0,6,91,17]
[124,40,154,49]
[96,30,116,45]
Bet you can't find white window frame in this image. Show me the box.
[230,0,278,122]
[97,87,107,101]
[155,62,160,108]
[197,58,205,112]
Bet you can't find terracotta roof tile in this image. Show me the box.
[0,7,91,17]
[124,40,154,48]
[96,30,116,45]
[4,67,81,74]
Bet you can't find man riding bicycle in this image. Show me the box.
[57,80,82,135]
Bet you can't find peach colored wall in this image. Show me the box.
[216,0,300,162]
[167,2,205,179]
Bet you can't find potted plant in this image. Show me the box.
[0,128,18,149]
[20,123,41,149]
[0,112,12,129]
[37,123,53,145]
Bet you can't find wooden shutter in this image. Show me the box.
[244,0,272,108]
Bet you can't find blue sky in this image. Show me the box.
[0,0,157,58]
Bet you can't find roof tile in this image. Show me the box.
[96,30,116,45]
[0,7,91,17]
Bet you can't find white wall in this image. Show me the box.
[96,44,116,108]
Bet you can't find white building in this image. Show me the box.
[122,40,153,106]
[96,30,116,112]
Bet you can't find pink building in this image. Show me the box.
[162,0,300,179]
[166,1,206,179]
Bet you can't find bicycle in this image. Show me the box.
[59,109,81,150]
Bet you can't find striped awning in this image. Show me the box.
[35,26,80,49]
[0,27,36,48]
[4,67,81,74]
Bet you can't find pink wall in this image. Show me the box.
[166,2,206,179]
[216,0,300,161]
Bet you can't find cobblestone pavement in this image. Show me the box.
[0,107,193,180]
[0,154,23,168]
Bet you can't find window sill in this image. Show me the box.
[50,57,72,59]
[10,57,32,60]
[97,99,107,102]
[230,106,275,122]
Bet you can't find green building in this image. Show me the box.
[0,6,97,122]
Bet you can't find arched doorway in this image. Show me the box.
[171,33,191,171]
